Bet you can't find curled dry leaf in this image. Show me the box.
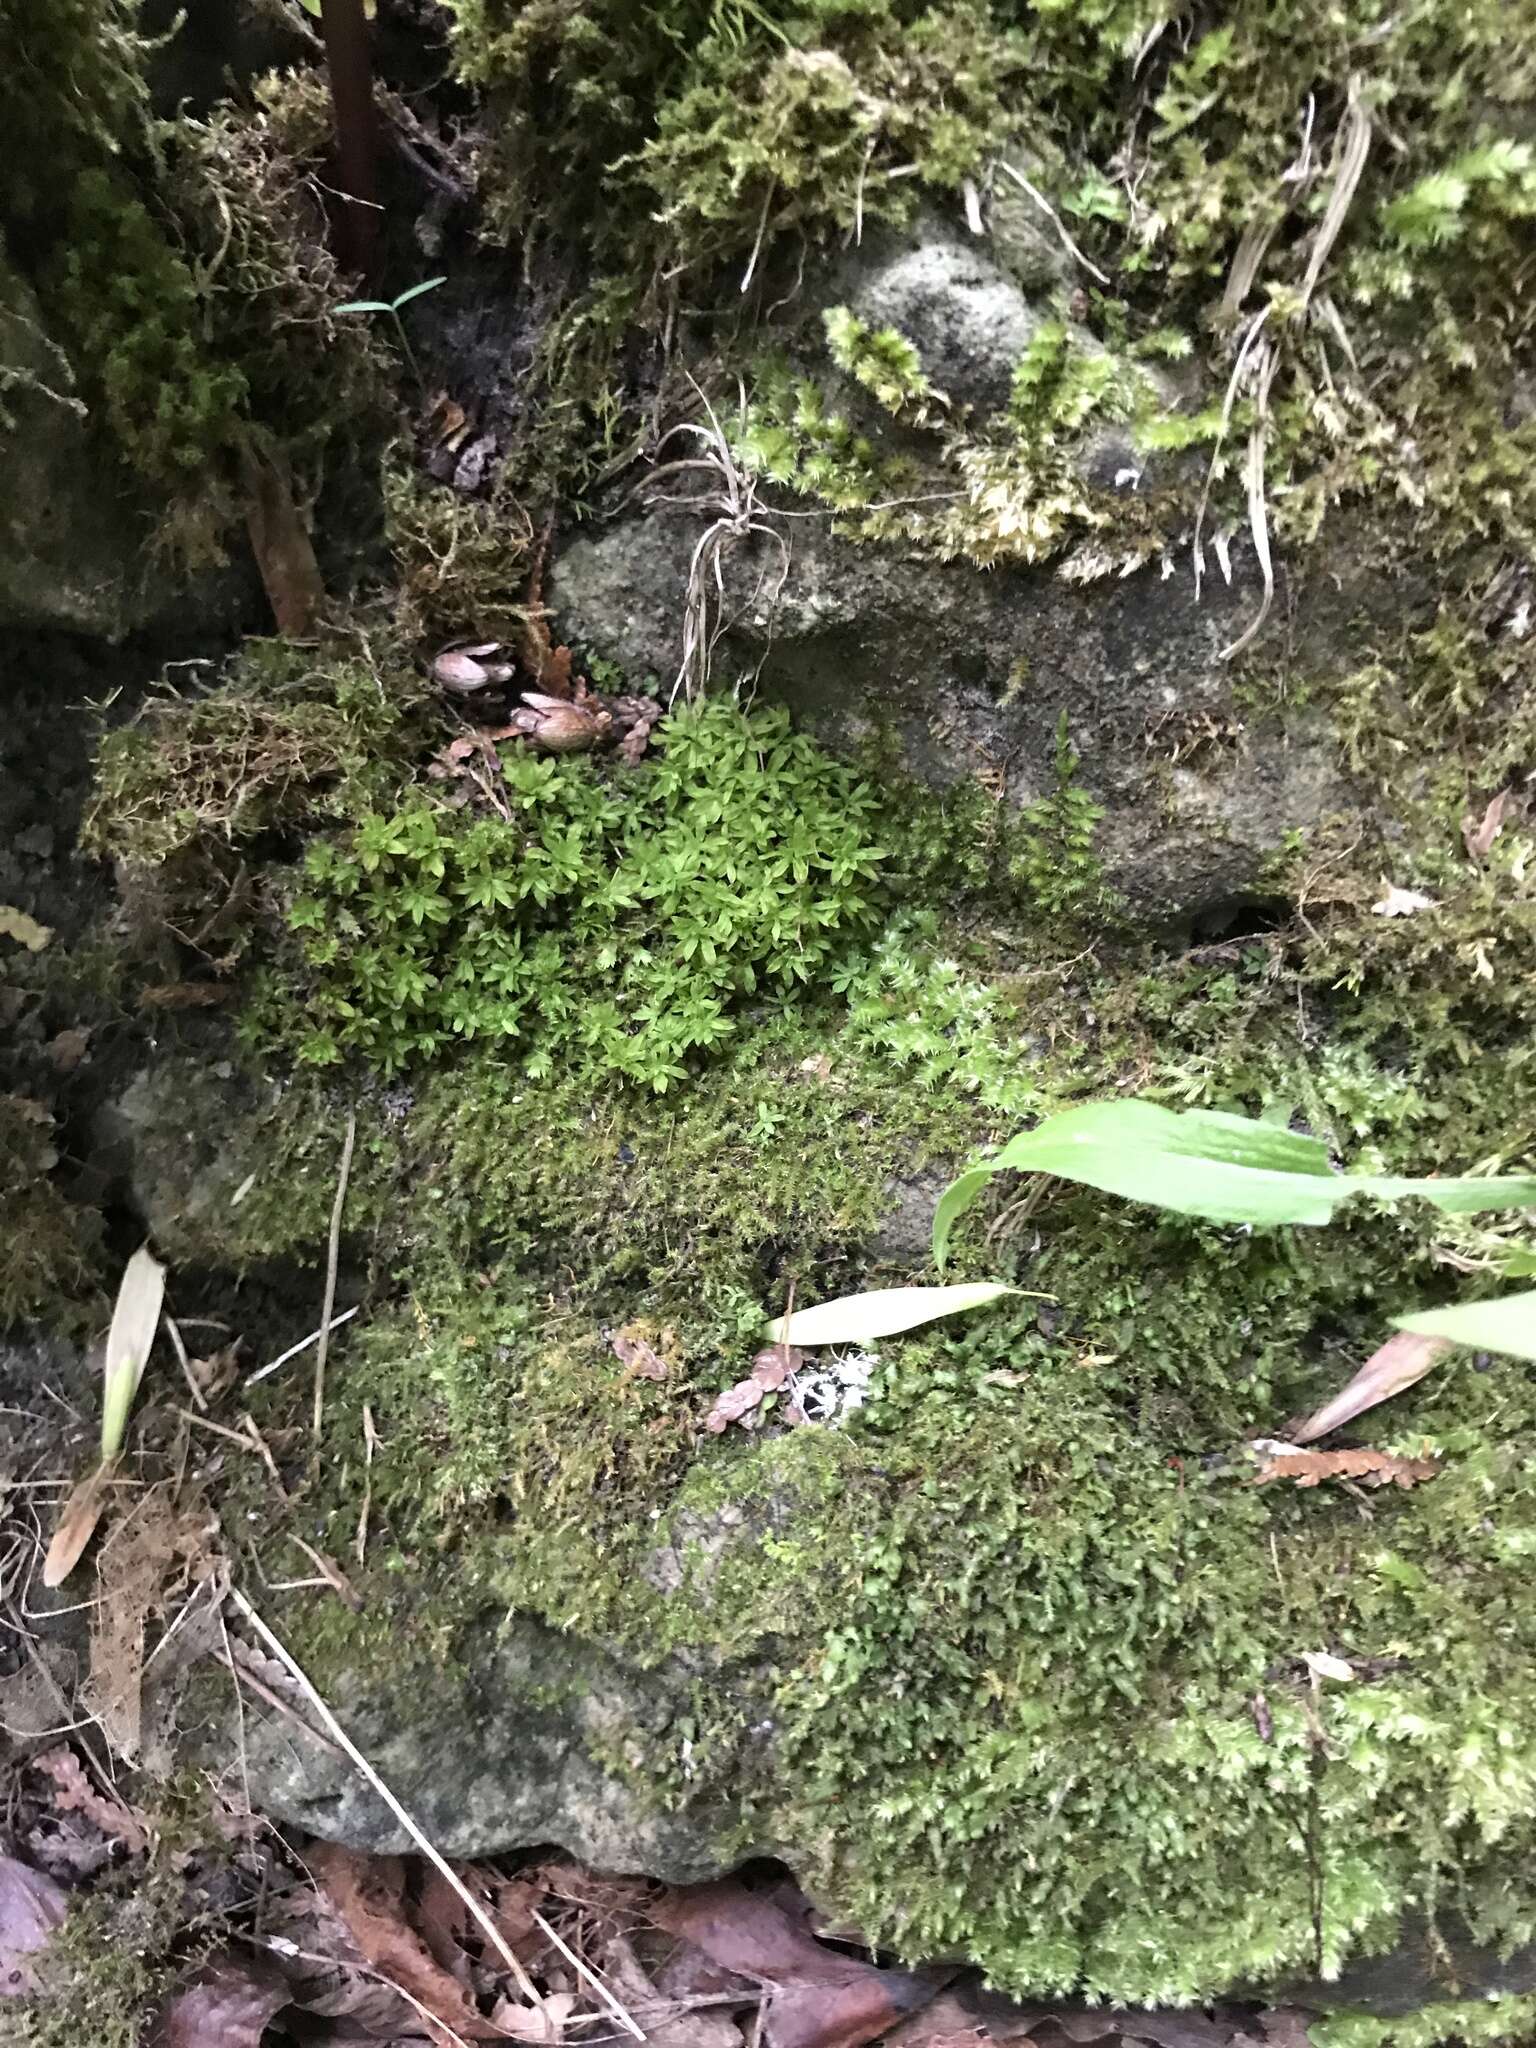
[42,1462,115,1592]
[308,1840,499,2040]
[703,1344,807,1433]
[1463,788,1511,863]
[434,644,515,692]
[506,694,610,752]
[1293,1329,1452,1443]
[1253,1445,1440,1490]
[650,1878,937,2048]
[1302,1651,1355,1683]
[611,1324,670,1381]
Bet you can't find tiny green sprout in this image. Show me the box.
[334,276,447,384]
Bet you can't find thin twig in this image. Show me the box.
[229,1593,548,2010]
[996,160,1111,286]
[355,1404,379,1569]
[246,1306,360,1387]
[163,1315,208,1412]
[313,1110,357,1440]
[531,1909,646,2043]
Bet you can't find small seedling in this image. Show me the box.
[43,1245,166,1587]
[334,276,446,385]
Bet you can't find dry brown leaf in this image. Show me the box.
[31,1748,149,1855]
[537,645,575,698]
[309,1840,502,2040]
[241,442,326,638]
[703,1378,767,1433]
[86,1487,207,1760]
[751,1345,805,1392]
[41,1463,114,1591]
[650,1878,936,2048]
[435,645,515,692]
[149,1953,292,2048]
[1293,1330,1453,1443]
[1254,1445,1440,1490]
[0,1854,68,1998]
[1463,788,1511,863]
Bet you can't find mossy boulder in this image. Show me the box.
[552,493,1406,923]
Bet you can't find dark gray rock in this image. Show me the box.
[242,1607,760,1881]
[552,501,1409,921]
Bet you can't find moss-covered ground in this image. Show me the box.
[8,0,1536,2027]
[73,577,1536,2010]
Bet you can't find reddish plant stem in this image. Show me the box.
[320,0,379,277]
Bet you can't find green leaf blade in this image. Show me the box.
[1395,1291,1536,1362]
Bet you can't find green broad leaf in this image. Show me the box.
[932,1099,1536,1269]
[101,1244,167,1461]
[763,1282,1026,1348]
[1395,1291,1536,1362]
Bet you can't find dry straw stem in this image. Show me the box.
[313,1109,357,1439]
[643,379,789,702]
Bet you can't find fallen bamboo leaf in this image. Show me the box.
[1253,1444,1440,1489]
[1292,1330,1451,1444]
[1395,1288,1536,1361]
[763,1284,1021,1348]
[101,1245,167,1462]
[1462,788,1511,863]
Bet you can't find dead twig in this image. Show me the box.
[246,1306,360,1388]
[313,1111,357,1440]
[996,160,1111,286]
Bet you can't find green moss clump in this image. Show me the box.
[738,308,1163,570]
[257,700,888,1085]
[13,1865,188,2048]
[0,12,385,557]
[85,638,432,870]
